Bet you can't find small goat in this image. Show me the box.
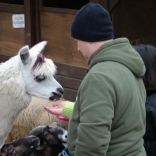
[0,41,64,147]
[0,123,67,156]
[29,122,67,156]
[0,135,40,156]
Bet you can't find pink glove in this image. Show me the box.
[56,115,69,122]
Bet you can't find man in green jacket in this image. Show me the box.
[44,2,146,156]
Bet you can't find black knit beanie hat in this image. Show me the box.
[71,2,114,42]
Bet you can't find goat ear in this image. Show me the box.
[29,126,46,136]
[19,45,30,65]
[0,143,10,155]
[29,41,47,54]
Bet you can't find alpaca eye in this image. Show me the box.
[34,75,46,82]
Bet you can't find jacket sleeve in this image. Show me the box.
[74,73,116,156]
[62,101,74,118]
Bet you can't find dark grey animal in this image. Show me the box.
[0,122,67,156]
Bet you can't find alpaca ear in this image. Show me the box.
[19,45,30,65]
[29,41,47,54]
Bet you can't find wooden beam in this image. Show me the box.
[55,75,82,90]
[31,0,40,44]
[55,62,87,80]
[89,0,100,3]
[64,88,77,101]
[111,1,120,38]
[24,0,32,47]
[101,0,109,10]
[0,55,10,62]
[39,0,42,8]
[92,0,120,12]
[109,0,120,12]
[39,6,77,15]
[0,3,24,13]
[35,0,40,43]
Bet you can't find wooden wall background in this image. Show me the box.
[40,11,87,67]
[112,0,156,47]
[0,1,25,57]
[0,0,155,101]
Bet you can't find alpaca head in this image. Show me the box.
[18,41,63,101]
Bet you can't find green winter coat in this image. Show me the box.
[67,38,146,156]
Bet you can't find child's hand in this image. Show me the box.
[44,101,65,115]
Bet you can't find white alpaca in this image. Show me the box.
[0,41,63,147]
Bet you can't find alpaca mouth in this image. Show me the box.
[49,92,62,101]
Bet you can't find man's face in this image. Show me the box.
[75,39,91,61]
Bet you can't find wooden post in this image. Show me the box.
[34,0,40,43]
[24,0,32,47]
[89,0,109,10]
[89,0,100,3]
[101,0,109,10]
[24,0,40,47]
[109,0,120,12]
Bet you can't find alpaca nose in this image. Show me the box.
[57,87,64,95]
[65,135,67,138]
[50,88,64,101]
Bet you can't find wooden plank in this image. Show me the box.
[109,0,120,12]
[63,88,77,101]
[0,3,24,13]
[39,0,42,8]
[111,1,120,38]
[40,11,87,67]
[39,0,77,14]
[101,0,109,10]
[39,6,77,15]
[0,55,10,62]
[55,75,82,90]
[24,0,32,47]
[0,0,24,4]
[34,0,40,43]
[39,0,88,11]
[89,0,100,3]
[0,12,25,56]
[0,42,24,56]
[55,62,87,80]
